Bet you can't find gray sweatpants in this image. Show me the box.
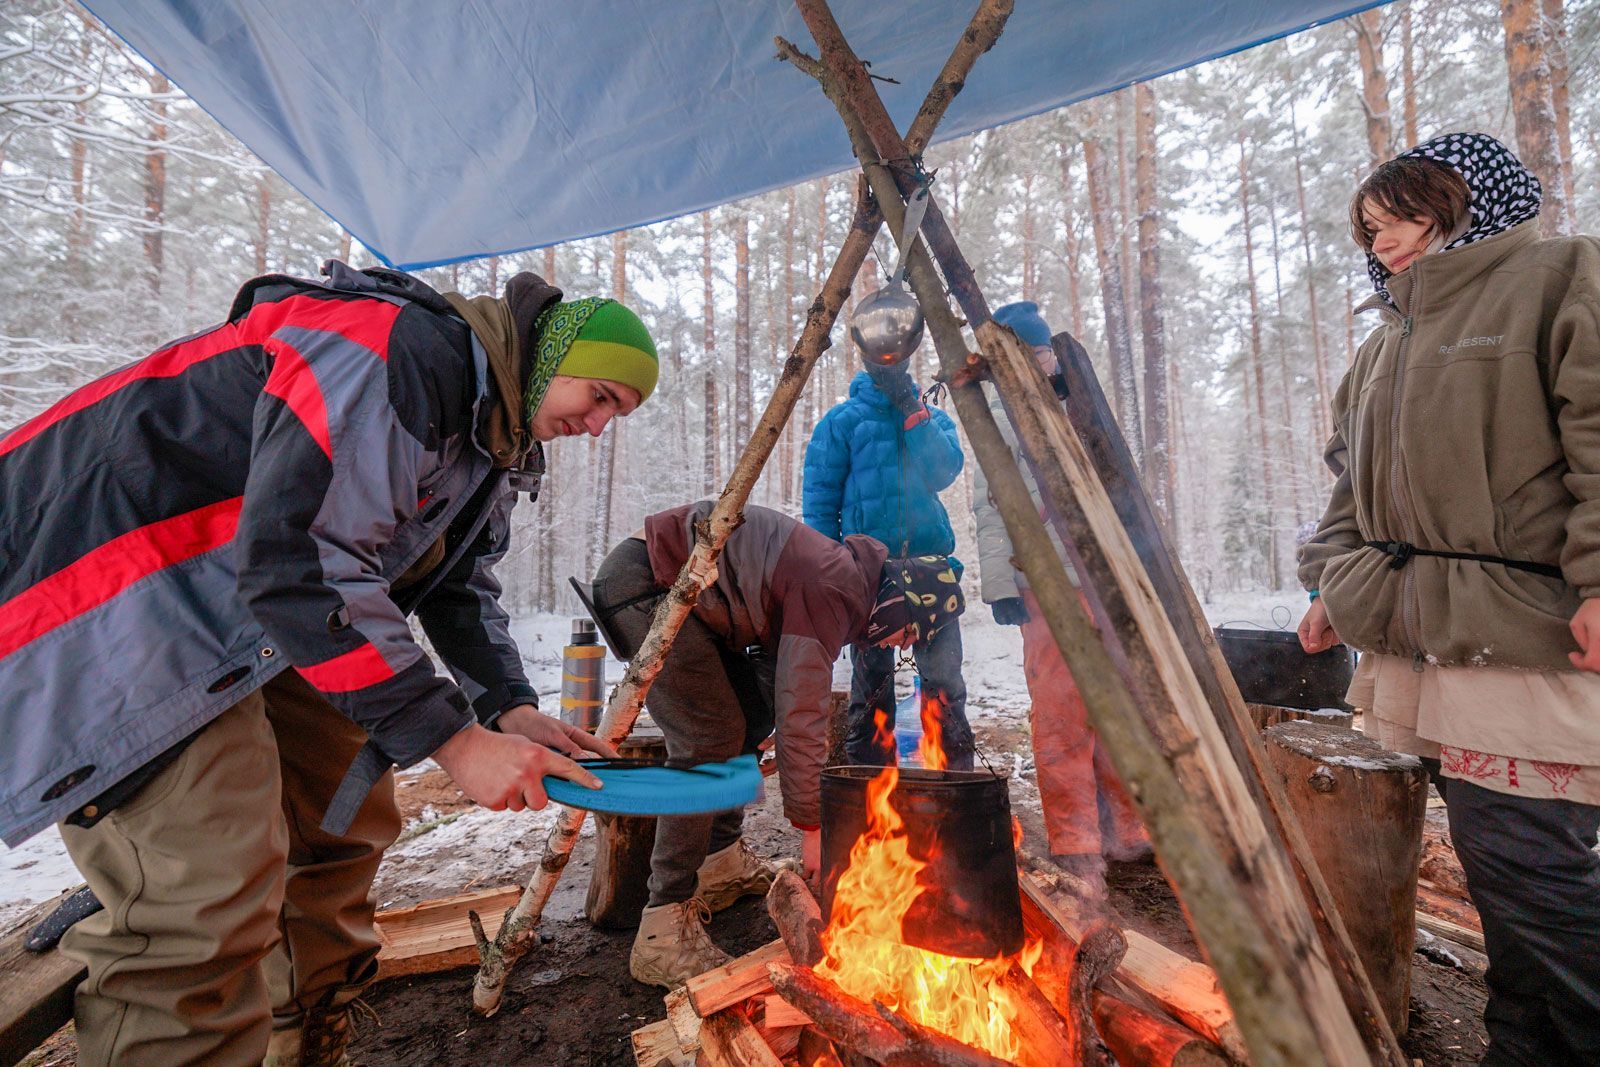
[593,538,775,906]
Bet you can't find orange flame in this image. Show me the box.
[817,760,1040,1059]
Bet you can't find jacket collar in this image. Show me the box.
[1384,220,1538,316]
[848,370,891,409]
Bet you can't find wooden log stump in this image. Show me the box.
[585,731,668,929]
[1263,721,1427,1036]
[1247,703,1354,734]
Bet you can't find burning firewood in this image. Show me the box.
[768,961,1012,1067]
[1056,921,1128,1066]
[1091,994,1230,1067]
[766,868,825,967]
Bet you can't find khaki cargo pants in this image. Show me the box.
[58,670,400,1066]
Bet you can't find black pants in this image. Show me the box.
[845,623,974,770]
[1422,761,1600,1064]
[593,538,775,906]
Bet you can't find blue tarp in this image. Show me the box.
[82,1,1385,270]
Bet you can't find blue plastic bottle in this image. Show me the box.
[893,676,925,764]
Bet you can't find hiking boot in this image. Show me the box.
[264,984,372,1067]
[694,839,789,912]
[629,897,731,989]
[1050,852,1109,912]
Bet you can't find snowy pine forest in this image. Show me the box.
[4,0,1598,611]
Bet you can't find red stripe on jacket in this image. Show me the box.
[263,338,332,459]
[0,497,244,660]
[0,294,400,458]
[298,643,396,693]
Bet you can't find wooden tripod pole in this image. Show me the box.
[468,0,1015,1016]
[784,4,1392,1062]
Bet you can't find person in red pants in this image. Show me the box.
[972,302,1149,899]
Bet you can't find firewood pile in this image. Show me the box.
[630,868,1235,1067]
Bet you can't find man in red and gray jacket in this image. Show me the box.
[0,261,660,1065]
[588,501,963,988]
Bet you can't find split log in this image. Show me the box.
[768,962,1010,1067]
[1,888,85,1067]
[666,987,702,1056]
[783,8,1393,1063]
[1263,722,1427,1036]
[685,939,791,1018]
[767,868,825,967]
[762,993,812,1030]
[697,1006,784,1067]
[633,1017,693,1067]
[470,0,1014,1014]
[382,885,518,978]
[1020,871,1242,1063]
[586,732,669,929]
[1092,994,1229,1067]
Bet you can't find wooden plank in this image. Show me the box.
[1415,912,1485,954]
[373,885,520,979]
[3,883,521,1067]
[1021,872,1244,1064]
[684,939,790,1017]
[696,1008,783,1067]
[633,1017,692,1067]
[1,889,86,1067]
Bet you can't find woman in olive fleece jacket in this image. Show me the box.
[1297,133,1600,1064]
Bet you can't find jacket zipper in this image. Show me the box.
[1385,280,1425,671]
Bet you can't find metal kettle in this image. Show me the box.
[849,185,931,367]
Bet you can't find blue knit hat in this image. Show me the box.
[993,301,1053,347]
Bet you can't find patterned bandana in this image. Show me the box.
[863,555,965,645]
[1365,132,1542,303]
[524,296,611,423]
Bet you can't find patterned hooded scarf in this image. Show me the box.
[524,296,609,422]
[1365,132,1542,304]
[863,555,965,645]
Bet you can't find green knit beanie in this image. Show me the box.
[524,298,660,421]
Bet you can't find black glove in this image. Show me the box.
[866,363,924,420]
[991,597,1030,626]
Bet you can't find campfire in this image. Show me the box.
[629,698,1233,1066]
[813,710,1043,1061]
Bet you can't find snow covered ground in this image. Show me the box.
[0,591,1305,931]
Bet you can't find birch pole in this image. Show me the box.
[469,0,1016,1016]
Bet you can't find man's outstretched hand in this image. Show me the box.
[433,724,603,814]
[497,704,619,759]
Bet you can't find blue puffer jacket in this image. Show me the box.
[802,371,963,559]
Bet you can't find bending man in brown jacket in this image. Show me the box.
[587,501,962,988]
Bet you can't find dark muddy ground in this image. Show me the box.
[16,720,1490,1067]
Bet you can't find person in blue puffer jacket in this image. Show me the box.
[802,363,973,769]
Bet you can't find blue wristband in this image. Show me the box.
[1308,589,1320,602]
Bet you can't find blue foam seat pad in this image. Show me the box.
[544,754,763,816]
